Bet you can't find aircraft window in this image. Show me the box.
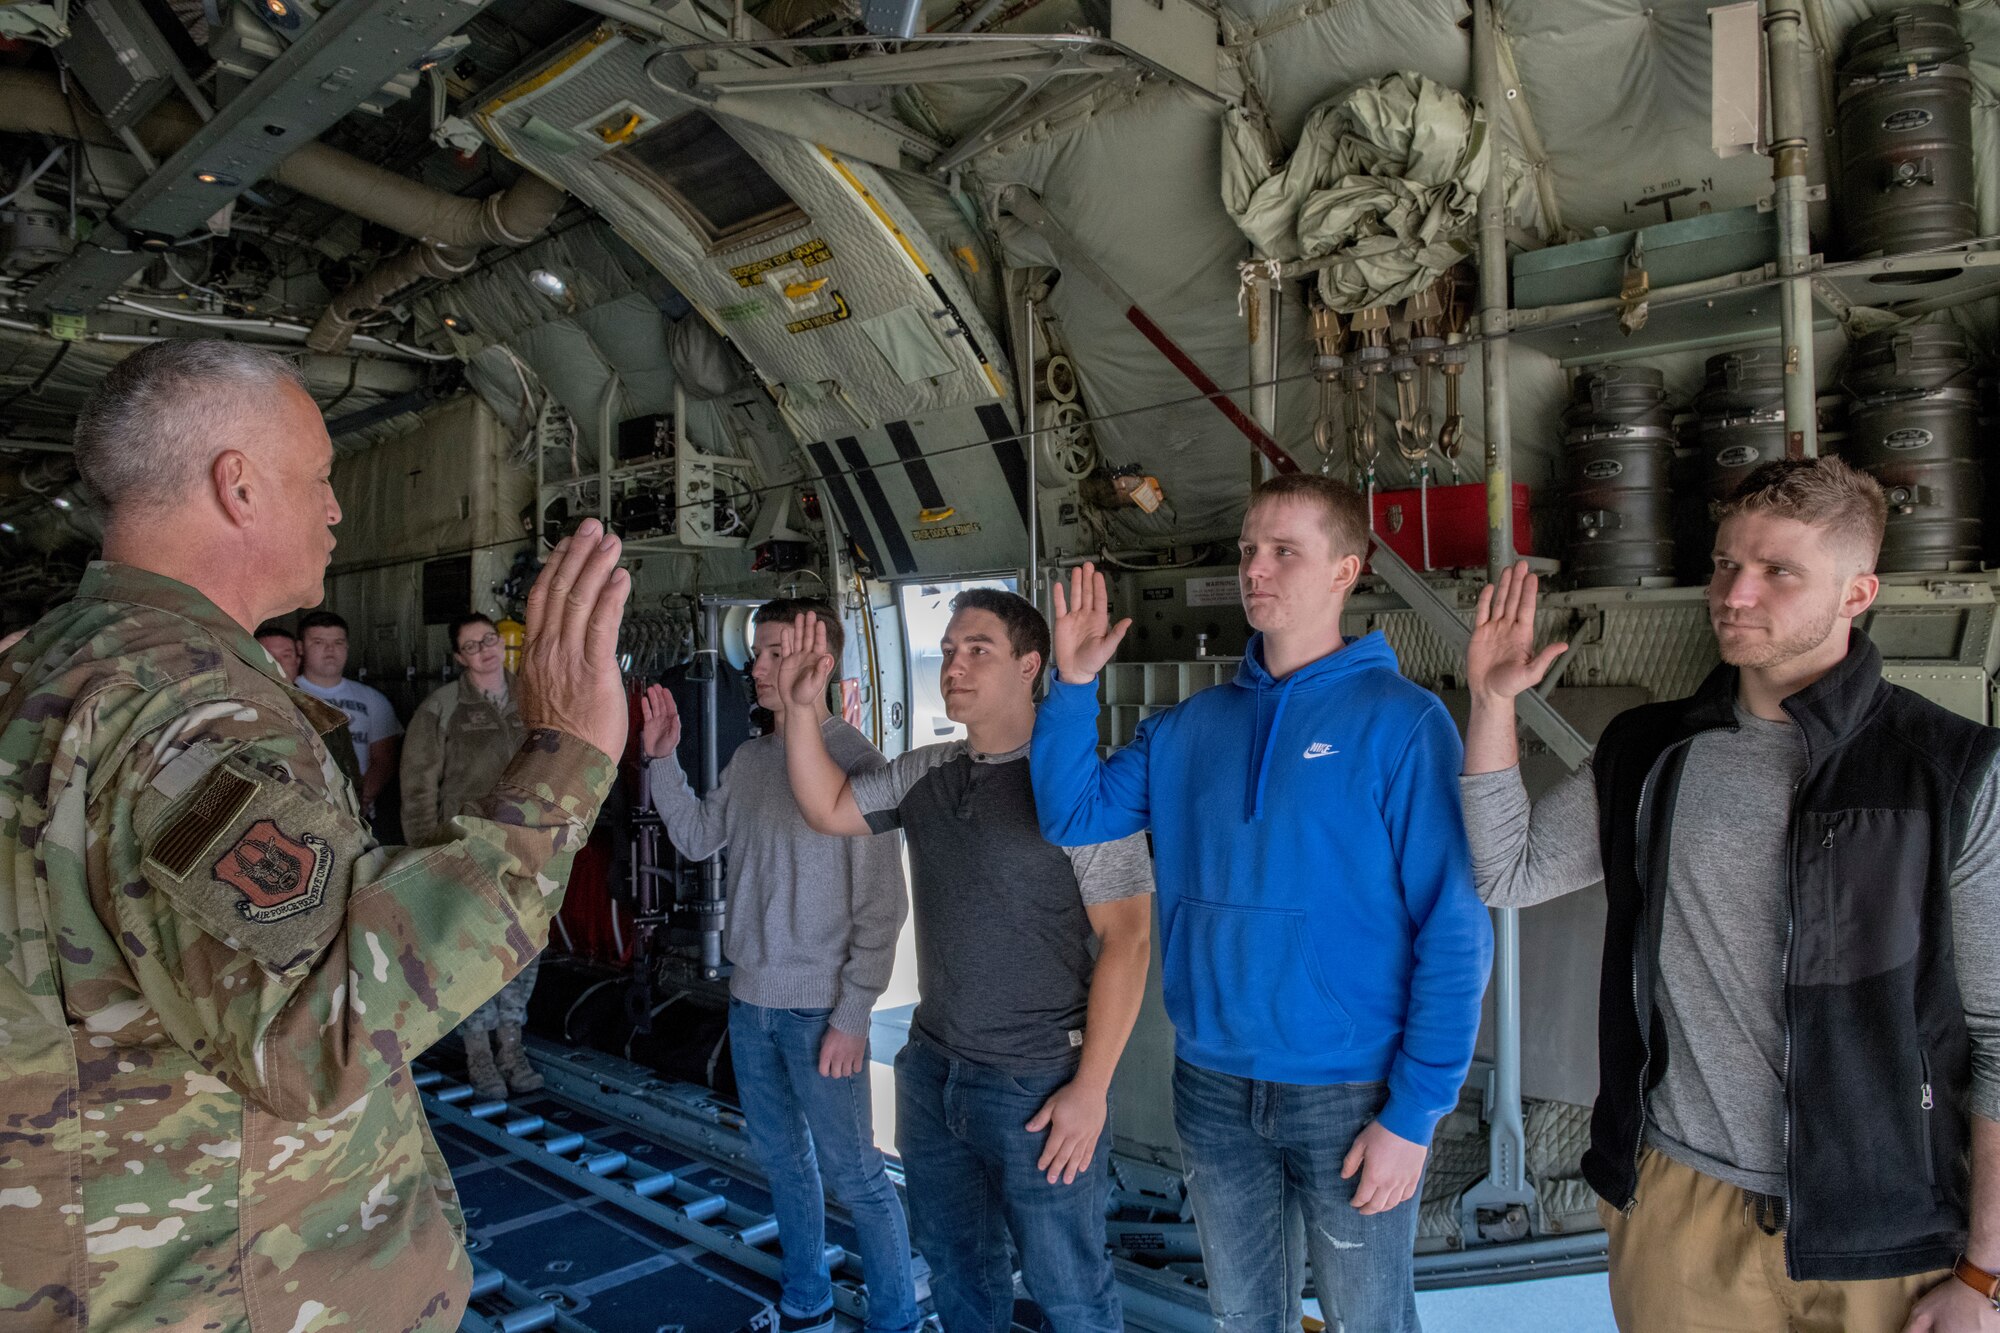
[608,112,806,251]
[898,576,1019,747]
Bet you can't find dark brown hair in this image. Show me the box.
[754,597,844,659]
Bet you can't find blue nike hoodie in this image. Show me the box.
[1031,631,1492,1145]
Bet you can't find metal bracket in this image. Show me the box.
[1755,181,1827,212]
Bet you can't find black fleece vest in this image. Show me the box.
[1580,630,2000,1281]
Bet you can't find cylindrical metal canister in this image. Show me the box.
[1564,365,1676,587]
[1836,6,1977,259]
[1696,349,1791,501]
[1843,324,1981,571]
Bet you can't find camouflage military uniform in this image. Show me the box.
[403,675,538,1036]
[0,562,613,1332]
[400,674,526,849]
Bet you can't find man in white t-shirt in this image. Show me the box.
[295,609,403,818]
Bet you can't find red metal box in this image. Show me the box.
[1369,482,1532,572]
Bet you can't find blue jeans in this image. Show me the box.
[1173,1059,1422,1333]
[729,1000,922,1333]
[893,1036,1120,1333]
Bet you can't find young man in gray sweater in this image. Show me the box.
[641,597,918,1333]
[1462,459,2000,1333]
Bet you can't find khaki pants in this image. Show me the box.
[1600,1150,1948,1333]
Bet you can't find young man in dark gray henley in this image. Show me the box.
[779,589,1154,1333]
[642,598,918,1333]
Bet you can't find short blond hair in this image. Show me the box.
[1247,474,1371,563]
[1715,457,1887,571]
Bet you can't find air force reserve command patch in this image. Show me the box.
[137,746,357,971]
[213,820,333,922]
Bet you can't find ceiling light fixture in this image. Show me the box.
[1,522,18,534]
[49,496,71,510]
[526,268,569,302]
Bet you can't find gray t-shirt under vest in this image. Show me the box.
[851,739,1153,1073]
[1462,703,2000,1198]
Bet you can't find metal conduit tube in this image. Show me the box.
[1764,0,1820,457]
[0,70,567,251]
[1020,292,1040,606]
[0,308,449,363]
[698,598,726,977]
[1469,0,1531,1237]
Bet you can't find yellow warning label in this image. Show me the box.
[910,521,981,541]
[786,293,851,334]
[730,238,834,288]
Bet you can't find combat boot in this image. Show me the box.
[494,1023,544,1093]
[463,1028,508,1101]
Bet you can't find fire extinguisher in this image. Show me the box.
[495,616,525,674]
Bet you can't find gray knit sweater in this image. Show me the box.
[648,717,906,1035]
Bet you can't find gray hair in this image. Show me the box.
[73,339,308,516]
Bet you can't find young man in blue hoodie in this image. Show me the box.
[1030,473,1493,1332]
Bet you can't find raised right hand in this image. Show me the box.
[775,613,835,714]
[1051,562,1131,686]
[1468,560,1567,702]
[639,684,681,761]
[516,518,632,759]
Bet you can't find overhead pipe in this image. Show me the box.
[1764,0,1820,457]
[0,70,566,251]
[307,240,479,352]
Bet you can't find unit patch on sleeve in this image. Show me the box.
[137,753,358,971]
[212,820,333,923]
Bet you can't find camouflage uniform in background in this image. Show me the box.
[0,562,614,1333]
[402,672,539,1087]
[401,672,527,849]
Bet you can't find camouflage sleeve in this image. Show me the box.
[104,717,611,1122]
[399,696,444,847]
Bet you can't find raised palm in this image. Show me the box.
[1468,561,1568,701]
[1051,563,1132,686]
[775,613,835,712]
[639,684,681,760]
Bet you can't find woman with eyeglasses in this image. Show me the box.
[403,611,535,1099]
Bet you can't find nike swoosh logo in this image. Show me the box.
[1302,743,1340,759]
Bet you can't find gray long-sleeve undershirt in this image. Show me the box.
[648,718,907,1037]
[1462,703,2000,1196]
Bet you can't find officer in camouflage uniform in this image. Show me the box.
[402,612,537,1098]
[0,339,633,1333]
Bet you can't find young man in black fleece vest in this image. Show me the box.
[1462,458,2000,1333]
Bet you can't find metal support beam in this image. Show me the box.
[696,598,727,977]
[1474,0,1513,573]
[27,0,498,312]
[1463,0,1536,1245]
[1021,291,1041,608]
[1246,271,1280,486]
[1764,0,1820,457]
[693,44,1123,91]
